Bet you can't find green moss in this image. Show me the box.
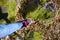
[0,19,6,24]
[24,29,44,40]
[6,0,16,20]
[32,29,44,40]
[24,30,34,40]
[40,0,47,2]
[26,4,54,21]
[32,32,42,40]
[26,5,42,20]
[0,0,16,24]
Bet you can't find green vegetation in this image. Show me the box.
[26,5,54,21]
[0,19,6,24]
[0,0,16,24]
[5,0,16,19]
[40,0,47,2]
[32,29,44,40]
[24,29,45,40]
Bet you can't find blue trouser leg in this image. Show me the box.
[0,22,23,38]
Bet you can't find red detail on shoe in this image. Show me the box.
[23,20,28,27]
